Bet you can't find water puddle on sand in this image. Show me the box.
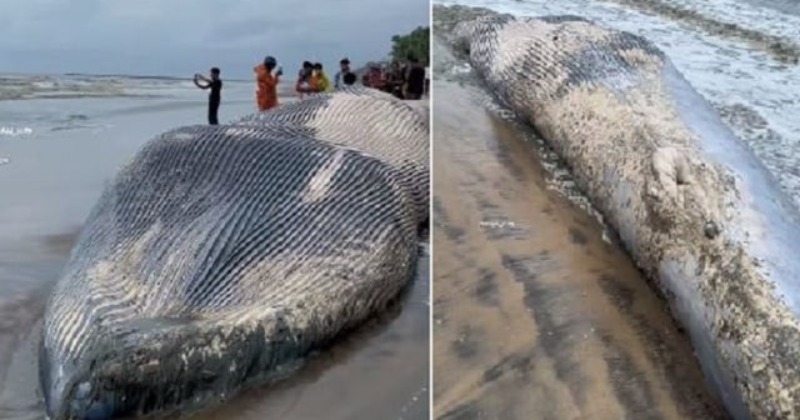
[0,231,429,420]
[432,79,728,419]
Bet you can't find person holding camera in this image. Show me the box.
[255,56,283,111]
[194,67,223,125]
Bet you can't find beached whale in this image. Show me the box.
[38,92,428,419]
[442,5,800,419]
[237,87,430,226]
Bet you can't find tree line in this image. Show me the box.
[390,26,430,65]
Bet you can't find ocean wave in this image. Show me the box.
[437,0,800,208]
[714,101,800,201]
[749,0,800,15]
[601,0,800,63]
[0,74,185,102]
[49,124,109,133]
[44,112,117,132]
[0,127,33,137]
[0,73,290,102]
[65,114,89,122]
[0,75,126,101]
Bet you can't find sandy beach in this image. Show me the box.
[0,75,429,420]
[431,47,728,418]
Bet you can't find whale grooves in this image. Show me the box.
[440,5,800,419]
[38,88,429,419]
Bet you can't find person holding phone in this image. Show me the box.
[255,56,283,111]
[295,61,314,99]
[194,67,222,125]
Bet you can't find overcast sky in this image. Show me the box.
[0,0,429,79]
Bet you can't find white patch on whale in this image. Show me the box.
[223,127,255,138]
[173,132,195,141]
[302,149,346,203]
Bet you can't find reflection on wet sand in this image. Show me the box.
[432,80,727,419]
[0,234,429,420]
[0,232,72,420]
[191,246,430,420]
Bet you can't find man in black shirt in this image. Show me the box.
[194,67,223,125]
[404,56,426,100]
[334,57,351,89]
[343,72,357,86]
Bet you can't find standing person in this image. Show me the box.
[254,56,282,112]
[313,63,332,92]
[424,65,430,97]
[334,57,351,89]
[343,72,357,86]
[295,61,314,99]
[367,64,385,91]
[388,61,404,99]
[194,67,222,125]
[361,68,371,87]
[380,65,392,94]
[404,55,426,100]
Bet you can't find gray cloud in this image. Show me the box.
[0,0,429,78]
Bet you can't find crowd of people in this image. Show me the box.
[193,55,429,125]
[294,60,334,99]
[360,55,428,100]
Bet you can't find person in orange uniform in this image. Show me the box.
[254,56,282,111]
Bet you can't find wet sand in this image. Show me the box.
[431,78,727,419]
[0,91,429,419]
